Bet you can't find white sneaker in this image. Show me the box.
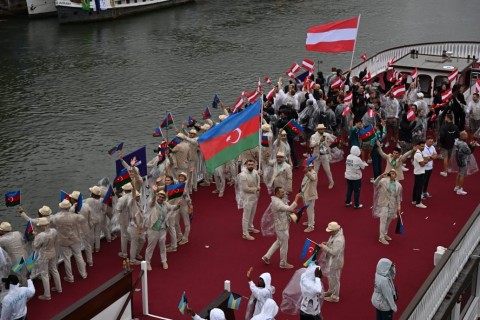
[456,189,467,195]
[416,203,427,209]
[440,171,448,177]
[454,186,460,192]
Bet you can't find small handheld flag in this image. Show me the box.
[187,116,197,128]
[395,213,405,236]
[168,136,182,151]
[283,119,304,136]
[406,108,416,121]
[25,251,38,272]
[359,125,375,141]
[303,245,320,267]
[329,137,341,149]
[103,185,114,207]
[343,92,353,104]
[75,193,83,213]
[289,205,309,223]
[202,107,212,120]
[301,238,318,260]
[60,190,70,202]
[302,156,317,167]
[178,291,188,315]
[166,182,186,200]
[11,256,25,273]
[113,168,132,189]
[261,135,269,147]
[153,127,163,137]
[228,293,242,310]
[360,53,367,61]
[108,142,124,156]
[5,191,21,207]
[24,221,34,241]
[212,94,220,109]
[387,56,396,67]
[161,112,174,129]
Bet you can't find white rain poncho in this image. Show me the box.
[372,176,403,219]
[260,204,275,237]
[299,263,323,316]
[245,273,275,320]
[251,298,279,320]
[280,268,306,315]
[193,308,226,320]
[448,139,478,175]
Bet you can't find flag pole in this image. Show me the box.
[171,112,179,132]
[349,14,361,71]
[258,98,264,173]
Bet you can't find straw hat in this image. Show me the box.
[326,221,341,232]
[189,129,198,135]
[70,191,81,200]
[262,123,271,131]
[157,190,166,197]
[200,124,211,131]
[317,124,326,130]
[59,199,72,209]
[89,186,102,196]
[122,183,133,191]
[276,152,285,157]
[178,172,188,178]
[0,222,12,232]
[37,217,49,227]
[38,206,52,217]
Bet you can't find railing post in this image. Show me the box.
[224,280,231,292]
[141,261,149,315]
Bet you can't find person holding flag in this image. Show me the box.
[175,172,193,245]
[178,127,200,193]
[261,187,302,269]
[84,186,104,255]
[319,222,345,303]
[373,169,402,245]
[299,263,323,320]
[0,222,28,285]
[33,217,62,300]
[310,124,335,189]
[169,133,191,181]
[69,190,94,267]
[18,205,53,234]
[301,157,318,233]
[246,267,274,319]
[116,183,135,259]
[126,183,146,265]
[119,154,144,192]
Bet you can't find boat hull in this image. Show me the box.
[56,0,193,23]
[27,0,57,17]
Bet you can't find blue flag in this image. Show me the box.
[295,70,310,83]
[11,256,24,273]
[178,291,188,315]
[25,251,38,272]
[115,146,148,178]
[212,94,220,108]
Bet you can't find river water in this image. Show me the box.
[0,0,477,227]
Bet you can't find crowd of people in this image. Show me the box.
[0,64,479,319]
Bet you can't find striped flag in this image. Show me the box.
[166,182,186,200]
[264,76,273,86]
[108,142,124,156]
[302,58,315,72]
[266,88,276,101]
[261,135,269,147]
[187,116,197,127]
[411,67,418,80]
[329,136,341,148]
[441,88,452,102]
[361,71,371,83]
[5,191,21,207]
[113,168,131,189]
[290,62,301,73]
[283,119,304,136]
[360,53,367,61]
[395,214,405,236]
[303,244,320,267]
[342,105,351,116]
[103,184,114,207]
[168,137,182,151]
[160,112,174,128]
[24,251,38,272]
[475,79,480,93]
[24,221,34,241]
[387,56,396,67]
[202,107,212,120]
[153,127,163,137]
[11,256,25,273]
[231,96,244,113]
[60,190,70,202]
[343,92,353,104]
[289,205,309,223]
[392,85,406,98]
[247,90,260,103]
[407,108,416,121]
[367,109,375,118]
[257,77,262,92]
[228,293,242,310]
[306,16,359,53]
[301,238,319,260]
[331,77,342,89]
[359,125,375,141]
[448,68,458,83]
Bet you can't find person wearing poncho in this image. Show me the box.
[299,263,323,319]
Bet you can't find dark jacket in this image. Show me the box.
[439,122,459,149]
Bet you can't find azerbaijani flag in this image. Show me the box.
[227,293,242,310]
[212,94,220,109]
[166,182,186,200]
[168,137,182,151]
[153,127,163,137]
[187,116,196,127]
[302,156,317,167]
[395,214,405,236]
[159,141,168,157]
[198,100,261,173]
[329,137,341,149]
[60,190,70,201]
[5,191,21,207]
[178,291,188,315]
[202,107,212,120]
[303,245,320,267]
[301,238,318,259]
[24,251,38,272]
[11,256,25,273]
[108,142,124,156]
[161,112,174,128]
[103,185,114,207]
[283,119,304,136]
[113,168,131,188]
[359,125,375,141]
[289,205,309,223]
[261,135,269,147]
[24,221,34,241]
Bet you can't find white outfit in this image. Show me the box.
[0,279,35,320]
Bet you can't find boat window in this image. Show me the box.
[418,75,432,98]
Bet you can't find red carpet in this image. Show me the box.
[28,145,479,320]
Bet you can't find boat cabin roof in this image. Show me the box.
[392,53,475,74]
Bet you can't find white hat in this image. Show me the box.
[135,192,142,197]
[70,191,81,200]
[37,217,50,227]
[0,222,12,232]
[176,133,183,139]
[89,186,102,196]
[326,221,341,232]
[317,124,326,130]
[189,129,198,135]
[200,124,211,131]
[219,114,227,121]
[178,172,188,178]
[262,123,271,131]
[276,152,285,157]
[122,183,133,191]
[417,92,424,98]
[158,190,166,196]
[59,199,72,209]
[38,206,52,216]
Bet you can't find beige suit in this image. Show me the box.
[171,141,191,179]
[310,132,334,185]
[377,148,413,181]
[268,160,293,193]
[374,176,402,241]
[301,170,318,227]
[321,229,345,300]
[33,228,62,298]
[239,169,260,236]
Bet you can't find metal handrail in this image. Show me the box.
[400,204,480,320]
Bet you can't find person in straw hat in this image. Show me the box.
[301,156,318,233]
[169,133,191,181]
[18,205,52,233]
[310,123,335,189]
[178,126,200,193]
[69,190,94,267]
[175,172,193,245]
[84,185,104,254]
[50,199,88,283]
[33,217,62,301]
[319,221,345,303]
[266,151,292,197]
[126,185,145,265]
[0,222,28,284]
[116,182,134,259]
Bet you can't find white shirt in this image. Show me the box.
[422,145,436,170]
[413,150,426,175]
[1,280,35,320]
[466,100,480,120]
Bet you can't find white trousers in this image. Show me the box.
[175,205,191,242]
[127,226,145,260]
[60,242,87,281]
[314,155,334,184]
[305,199,316,227]
[242,197,259,235]
[145,229,167,264]
[38,257,62,297]
[264,229,289,265]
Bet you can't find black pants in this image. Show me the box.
[412,173,425,204]
[423,169,432,193]
[376,309,393,320]
[287,134,299,166]
[346,179,362,207]
[300,310,322,320]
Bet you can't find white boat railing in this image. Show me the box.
[350,41,480,79]
[400,204,480,320]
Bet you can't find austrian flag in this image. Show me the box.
[448,68,458,83]
[302,59,315,72]
[411,68,418,80]
[290,63,301,74]
[475,79,480,93]
[441,88,452,102]
[343,92,353,104]
[231,97,245,113]
[387,56,396,67]
[392,85,406,98]
[247,90,260,104]
[306,16,359,53]
[266,88,276,101]
[407,108,416,121]
[331,77,342,89]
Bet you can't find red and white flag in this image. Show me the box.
[389,70,398,82]
[339,79,346,90]
[232,97,244,113]
[330,77,342,89]
[266,88,276,101]
[475,79,480,93]
[360,53,367,61]
[247,90,260,103]
[411,68,418,81]
[264,76,273,86]
[309,80,315,90]
[391,85,406,98]
[342,105,351,116]
[306,16,359,53]
[367,109,375,118]
[241,90,247,97]
[406,108,416,121]
[286,70,295,79]
[430,113,437,122]
[361,72,371,83]
[257,77,262,92]
[432,103,445,109]
[302,59,315,72]
[387,56,396,67]
[394,75,405,86]
[448,68,458,83]
[344,91,353,104]
[441,88,452,102]
[290,63,301,74]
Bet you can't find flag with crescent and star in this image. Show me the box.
[284,119,304,136]
[166,182,186,200]
[5,191,21,207]
[198,100,261,174]
[301,238,319,260]
[113,168,132,189]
